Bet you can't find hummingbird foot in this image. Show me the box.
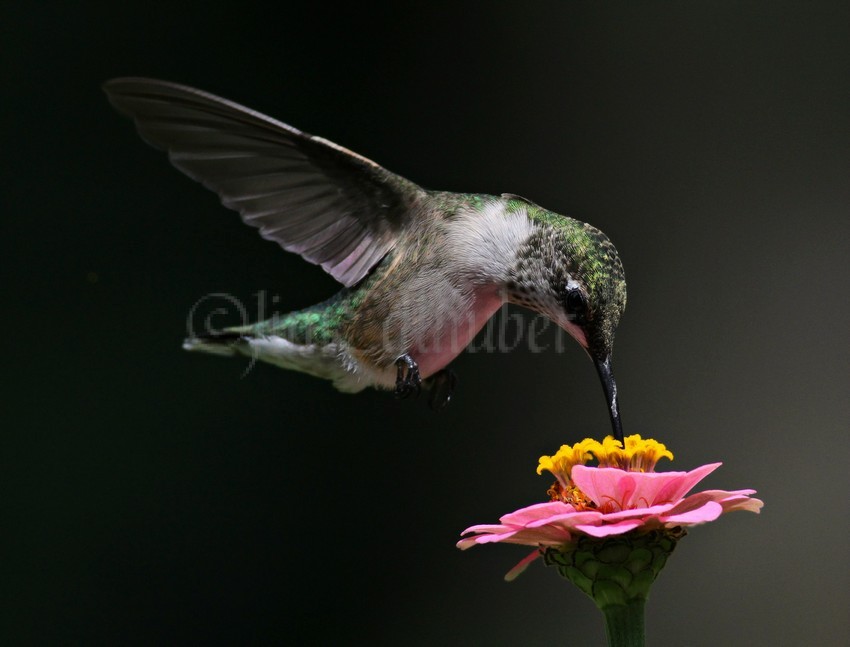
[424,369,457,411]
[394,354,422,399]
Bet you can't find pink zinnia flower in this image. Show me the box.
[458,435,763,580]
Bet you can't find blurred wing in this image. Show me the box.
[104,77,425,286]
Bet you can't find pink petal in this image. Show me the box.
[504,549,542,582]
[499,501,575,526]
[665,488,762,519]
[571,463,722,510]
[525,510,604,529]
[720,495,764,513]
[704,488,757,497]
[457,522,572,549]
[457,530,523,549]
[496,525,573,546]
[574,519,645,537]
[664,491,723,516]
[699,490,764,514]
[653,463,722,503]
[456,536,484,550]
[661,500,723,525]
[570,466,635,509]
[460,523,515,536]
[595,502,677,521]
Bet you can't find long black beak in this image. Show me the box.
[593,355,623,442]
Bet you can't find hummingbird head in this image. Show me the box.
[505,205,627,439]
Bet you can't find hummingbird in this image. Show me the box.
[104,78,627,440]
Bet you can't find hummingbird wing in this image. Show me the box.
[103,78,425,286]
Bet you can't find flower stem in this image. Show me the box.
[601,600,646,647]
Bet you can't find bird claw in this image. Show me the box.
[394,354,421,399]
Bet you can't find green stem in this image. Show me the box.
[600,600,645,647]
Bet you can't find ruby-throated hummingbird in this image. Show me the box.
[104,78,627,440]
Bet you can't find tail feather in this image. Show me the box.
[182,330,362,390]
[183,332,246,357]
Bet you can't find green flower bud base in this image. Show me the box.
[543,529,684,647]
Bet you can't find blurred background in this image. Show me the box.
[5,2,849,644]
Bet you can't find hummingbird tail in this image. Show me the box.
[182,332,245,357]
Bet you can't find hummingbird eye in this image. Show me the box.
[564,288,588,324]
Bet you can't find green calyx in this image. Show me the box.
[542,529,684,610]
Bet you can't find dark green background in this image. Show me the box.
[5,2,849,645]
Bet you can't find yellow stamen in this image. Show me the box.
[625,435,674,472]
[547,481,597,510]
[588,434,673,471]
[537,438,600,484]
[591,436,626,468]
[538,435,674,495]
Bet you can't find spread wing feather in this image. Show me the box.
[104,78,425,286]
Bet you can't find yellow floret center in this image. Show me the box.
[538,434,674,507]
[595,435,674,472]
